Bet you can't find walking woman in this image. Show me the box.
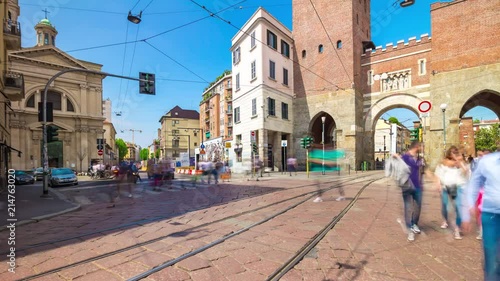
[434,146,469,239]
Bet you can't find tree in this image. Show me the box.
[115,138,128,161]
[475,124,500,152]
[387,117,401,125]
[140,148,149,160]
[155,149,160,159]
[473,119,481,124]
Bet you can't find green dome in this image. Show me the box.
[39,18,52,26]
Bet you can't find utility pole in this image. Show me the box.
[41,68,151,197]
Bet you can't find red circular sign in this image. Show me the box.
[251,131,255,136]
[418,101,432,113]
[98,150,103,156]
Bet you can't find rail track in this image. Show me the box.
[18,173,382,280]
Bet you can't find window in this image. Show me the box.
[418,59,427,76]
[194,132,197,137]
[281,102,288,120]
[269,60,276,80]
[194,142,198,146]
[38,32,43,44]
[281,40,290,58]
[44,33,49,45]
[232,47,241,64]
[268,97,276,116]
[367,70,374,85]
[267,30,277,49]
[234,107,240,123]
[283,68,289,86]
[172,139,179,148]
[172,120,179,126]
[251,61,256,80]
[67,99,75,112]
[236,73,240,90]
[42,91,62,110]
[318,44,324,53]
[172,129,179,134]
[26,95,35,108]
[337,40,342,49]
[302,50,306,58]
[52,36,55,46]
[251,31,256,48]
[252,98,257,116]
[173,150,179,157]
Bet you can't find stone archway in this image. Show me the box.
[309,111,337,148]
[362,93,422,168]
[459,89,500,119]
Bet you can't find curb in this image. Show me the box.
[0,189,81,232]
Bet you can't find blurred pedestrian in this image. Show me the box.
[287,156,297,176]
[465,142,500,280]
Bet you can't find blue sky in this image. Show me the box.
[18,0,497,148]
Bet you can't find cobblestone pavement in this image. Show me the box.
[0,172,483,280]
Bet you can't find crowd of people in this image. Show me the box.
[386,140,499,280]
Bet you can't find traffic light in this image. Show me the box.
[418,126,423,142]
[139,72,155,95]
[252,142,257,153]
[305,136,314,148]
[410,128,419,142]
[47,125,59,143]
[300,138,306,148]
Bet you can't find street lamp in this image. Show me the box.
[400,0,415,7]
[321,116,326,175]
[127,11,142,24]
[383,135,386,160]
[440,103,447,152]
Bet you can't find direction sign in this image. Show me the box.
[200,144,205,149]
[281,140,288,147]
[418,101,432,113]
[98,149,103,156]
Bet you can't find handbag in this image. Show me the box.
[400,178,416,193]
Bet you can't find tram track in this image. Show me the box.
[19,174,381,280]
[9,173,374,255]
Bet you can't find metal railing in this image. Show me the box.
[3,19,21,36]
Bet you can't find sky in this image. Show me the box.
[18,0,498,148]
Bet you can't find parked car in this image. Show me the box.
[33,167,44,181]
[14,170,35,185]
[48,168,78,187]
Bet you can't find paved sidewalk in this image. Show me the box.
[0,184,79,229]
[283,177,484,281]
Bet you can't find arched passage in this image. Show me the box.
[363,93,422,131]
[309,111,337,148]
[459,89,500,119]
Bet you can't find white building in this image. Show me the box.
[230,7,294,173]
[102,98,112,123]
[374,119,411,162]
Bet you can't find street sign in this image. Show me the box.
[418,101,432,113]
[420,112,430,118]
[251,130,256,142]
[281,140,288,147]
[98,149,103,156]
[200,149,205,155]
[200,144,205,149]
[97,144,104,150]
[225,142,231,148]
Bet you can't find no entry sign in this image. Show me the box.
[418,101,432,113]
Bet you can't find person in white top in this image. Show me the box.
[434,146,470,239]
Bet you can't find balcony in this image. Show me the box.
[225,95,232,101]
[226,110,232,115]
[3,19,21,49]
[227,122,233,127]
[4,71,25,101]
[205,117,210,122]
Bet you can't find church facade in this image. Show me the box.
[9,17,106,172]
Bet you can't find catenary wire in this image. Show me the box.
[116,20,131,111]
[130,0,142,11]
[119,24,142,112]
[65,0,246,53]
[143,40,210,83]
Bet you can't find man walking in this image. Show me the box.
[466,142,500,281]
[400,141,424,241]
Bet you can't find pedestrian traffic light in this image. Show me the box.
[139,72,155,95]
[410,128,419,141]
[47,125,59,143]
[252,142,257,153]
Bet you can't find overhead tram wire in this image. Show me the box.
[130,0,142,11]
[64,0,246,53]
[19,3,124,15]
[116,20,131,113]
[142,41,209,83]
[120,24,142,112]
[188,0,344,92]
